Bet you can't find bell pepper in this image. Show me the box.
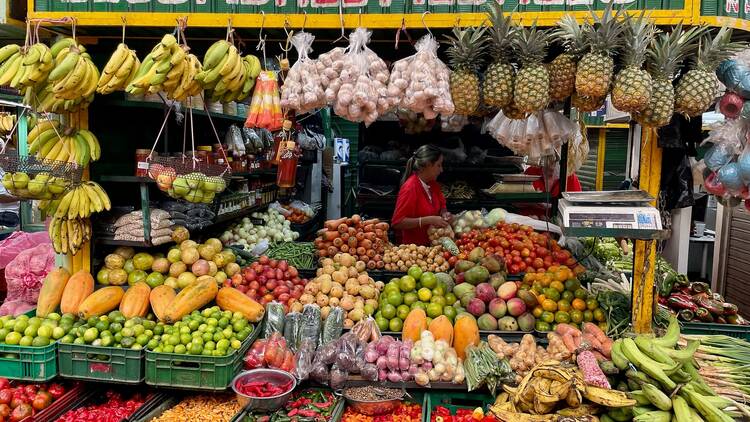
[695,298,724,315]
[678,309,695,321]
[712,292,725,302]
[659,273,677,297]
[716,316,727,324]
[691,282,710,294]
[696,308,715,322]
[674,274,690,288]
[668,294,698,312]
[723,303,739,316]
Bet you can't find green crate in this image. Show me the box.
[145,325,258,391]
[57,342,145,384]
[0,341,57,381]
[423,390,495,422]
[680,321,750,340]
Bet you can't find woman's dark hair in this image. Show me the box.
[401,145,442,185]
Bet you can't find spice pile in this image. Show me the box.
[151,395,242,422]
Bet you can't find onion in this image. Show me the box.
[399,357,410,371]
[422,362,433,371]
[387,371,403,383]
[415,372,429,386]
[378,368,388,381]
[408,364,419,375]
[376,356,388,369]
[365,350,380,363]
[401,371,411,381]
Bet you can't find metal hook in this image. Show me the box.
[358,8,362,28]
[421,11,433,37]
[256,11,267,69]
[395,17,412,50]
[301,11,307,32]
[332,3,347,44]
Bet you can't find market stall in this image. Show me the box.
[0,1,747,421]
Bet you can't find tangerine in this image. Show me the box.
[572,298,586,311]
[542,299,558,312]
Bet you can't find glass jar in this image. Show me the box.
[277,141,299,188]
[135,149,151,177]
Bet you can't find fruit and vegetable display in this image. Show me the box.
[488,333,572,380]
[0,311,78,347]
[315,216,389,267]
[96,232,240,290]
[455,223,581,275]
[521,268,609,333]
[659,276,748,324]
[55,390,146,422]
[300,253,382,326]
[0,378,67,421]
[148,165,228,204]
[341,399,422,422]
[431,406,495,422]
[150,394,242,422]
[243,332,296,373]
[265,242,316,270]
[221,210,300,252]
[688,334,750,403]
[230,256,307,311]
[382,245,451,273]
[239,389,339,422]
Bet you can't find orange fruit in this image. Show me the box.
[550,281,565,293]
[554,270,568,282]
[548,265,559,273]
[541,275,553,288]
[572,298,586,311]
[537,294,547,304]
[586,298,599,311]
[593,308,606,322]
[542,299,558,312]
[557,300,571,313]
[532,306,544,318]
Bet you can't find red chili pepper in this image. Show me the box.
[288,408,299,417]
[313,400,333,409]
[298,409,318,417]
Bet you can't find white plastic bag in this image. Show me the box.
[280,32,326,114]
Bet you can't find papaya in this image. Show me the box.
[428,315,454,346]
[60,270,94,315]
[216,287,265,322]
[453,314,480,360]
[163,276,218,323]
[150,285,176,321]
[77,286,125,319]
[402,309,427,343]
[36,268,71,317]
[119,282,151,318]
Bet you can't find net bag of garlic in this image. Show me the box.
[387,35,454,120]
[322,28,391,126]
[280,32,326,114]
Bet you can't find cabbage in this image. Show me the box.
[485,208,507,226]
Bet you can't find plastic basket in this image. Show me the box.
[144,325,258,391]
[230,389,345,422]
[49,387,157,422]
[29,383,88,422]
[0,341,57,381]
[57,342,145,384]
[680,321,750,340]
[128,394,184,422]
[0,154,83,200]
[423,390,496,422]
[147,155,232,204]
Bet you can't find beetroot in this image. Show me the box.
[489,298,507,319]
[475,283,496,303]
[506,298,527,317]
[497,281,517,301]
[467,298,486,317]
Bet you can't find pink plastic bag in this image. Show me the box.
[0,231,50,269]
[0,300,35,316]
[3,243,54,304]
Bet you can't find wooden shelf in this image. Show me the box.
[99,175,155,183]
[101,97,246,123]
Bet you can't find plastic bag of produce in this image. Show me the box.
[329,363,348,389]
[4,243,54,304]
[293,339,317,381]
[452,209,488,235]
[717,58,750,99]
[320,307,345,347]
[263,332,296,373]
[283,312,302,352]
[335,332,358,371]
[225,125,246,155]
[280,32,326,114]
[244,338,268,369]
[0,231,49,269]
[301,304,322,341]
[263,302,286,338]
[704,139,741,171]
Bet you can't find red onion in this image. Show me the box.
[365,349,380,363]
[378,368,388,381]
[387,371,403,382]
[376,355,388,370]
[399,357,410,371]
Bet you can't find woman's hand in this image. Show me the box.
[423,216,449,228]
[441,211,454,223]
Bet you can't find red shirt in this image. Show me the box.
[392,174,447,245]
[525,167,582,196]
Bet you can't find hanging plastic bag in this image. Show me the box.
[245,71,283,131]
[292,338,316,381]
[704,140,739,171]
[263,302,286,338]
[280,32,326,114]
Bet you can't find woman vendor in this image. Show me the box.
[391,145,452,245]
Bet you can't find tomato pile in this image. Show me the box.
[342,402,422,422]
[228,257,307,312]
[56,391,146,422]
[0,378,66,422]
[454,223,583,275]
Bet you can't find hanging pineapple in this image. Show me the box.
[675,26,745,118]
[575,4,626,99]
[549,15,586,103]
[483,2,517,109]
[445,26,488,116]
[633,24,704,128]
[572,93,606,112]
[512,24,550,114]
[611,13,656,113]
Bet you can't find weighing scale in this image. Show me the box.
[557,190,666,239]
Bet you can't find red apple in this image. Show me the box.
[237,285,249,293]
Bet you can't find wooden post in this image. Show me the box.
[631,127,662,334]
[595,129,606,191]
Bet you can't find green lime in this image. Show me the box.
[204,341,216,351]
[218,317,230,329]
[22,325,38,338]
[561,291,575,303]
[231,339,242,349]
[420,272,437,289]
[410,301,427,311]
[417,288,432,302]
[381,304,396,319]
[4,332,20,345]
[565,279,581,292]
[136,334,150,346]
[180,333,192,345]
[0,329,9,341]
[430,296,446,307]
[386,292,403,307]
[73,337,85,345]
[202,332,213,343]
[101,336,114,347]
[37,325,53,339]
[403,292,418,306]
[174,344,187,354]
[188,343,203,355]
[20,336,33,346]
[109,322,123,333]
[396,305,410,320]
[163,344,175,353]
[46,312,61,321]
[407,266,423,281]
[121,337,135,348]
[60,335,74,344]
[168,335,180,346]
[444,293,457,305]
[375,317,389,332]
[83,328,99,343]
[442,306,457,322]
[426,303,443,318]
[216,339,230,351]
[574,288,588,300]
[541,311,555,324]
[431,286,445,297]
[384,282,400,296]
[399,275,416,292]
[95,320,109,332]
[555,312,571,324]
[121,327,134,338]
[133,325,145,336]
[114,333,123,343]
[535,321,551,332]
[388,318,403,332]
[13,320,27,334]
[232,319,248,332]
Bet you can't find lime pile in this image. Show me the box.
[0,313,77,347]
[60,311,158,349]
[375,266,457,332]
[150,306,253,356]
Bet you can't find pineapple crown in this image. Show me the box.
[553,15,587,59]
[512,23,549,67]
[581,3,626,57]
[646,23,705,81]
[485,1,518,62]
[620,12,656,68]
[692,26,746,72]
[444,26,489,73]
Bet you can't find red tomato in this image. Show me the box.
[31,392,52,411]
[9,404,31,422]
[0,391,10,405]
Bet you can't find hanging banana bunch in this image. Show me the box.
[31,37,98,113]
[40,181,110,255]
[97,43,141,95]
[196,37,262,103]
[27,119,101,166]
